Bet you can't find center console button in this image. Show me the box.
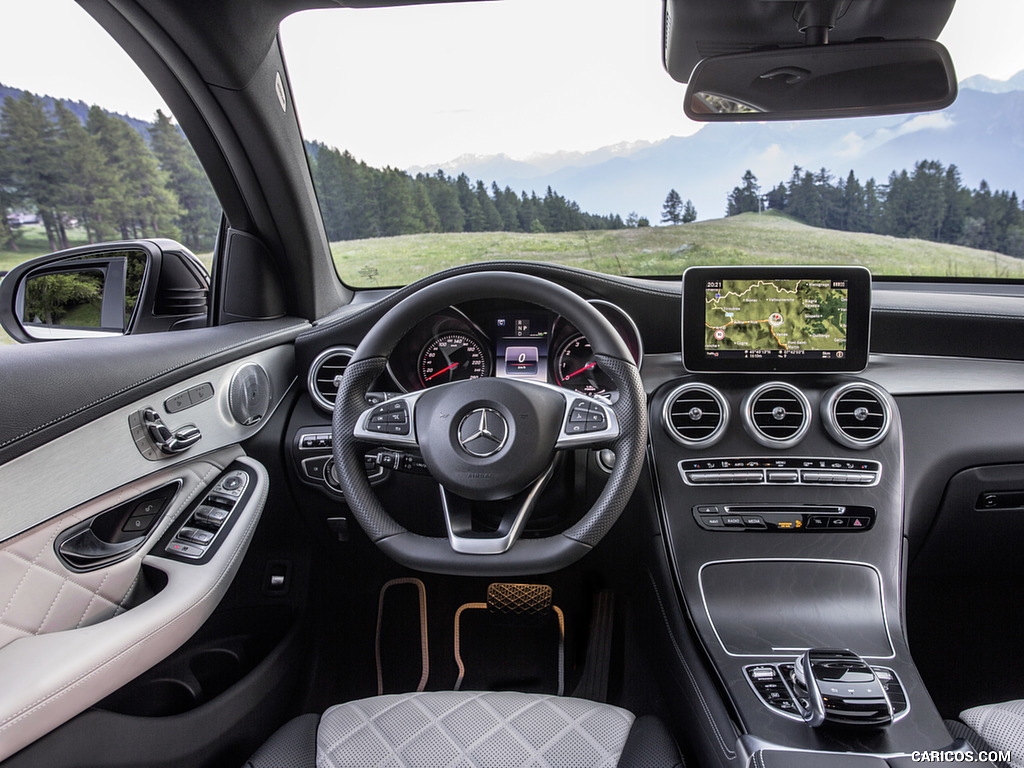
[742,516,766,529]
[702,516,724,528]
[723,515,745,527]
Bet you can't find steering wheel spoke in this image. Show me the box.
[353,391,424,449]
[549,387,621,449]
[439,463,557,555]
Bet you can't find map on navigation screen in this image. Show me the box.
[704,278,848,358]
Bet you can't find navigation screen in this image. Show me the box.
[704,278,848,361]
[682,266,870,373]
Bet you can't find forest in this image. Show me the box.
[0,89,623,258]
[306,141,624,241]
[726,164,1024,258]
[0,92,219,254]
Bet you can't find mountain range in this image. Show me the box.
[5,71,1023,226]
[408,71,1024,223]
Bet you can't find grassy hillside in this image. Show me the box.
[4,212,1023,345]
[331,212,1024,286]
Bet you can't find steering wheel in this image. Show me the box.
[332,271,647,575]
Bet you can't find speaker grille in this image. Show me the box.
[228,363,272,426]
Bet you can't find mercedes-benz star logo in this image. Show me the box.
[457,408,509,458]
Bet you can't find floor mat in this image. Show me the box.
[375,577,429,694]
[454,583,565,695]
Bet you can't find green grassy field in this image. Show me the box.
[331,212,1024,287]
[3,212,1023,345]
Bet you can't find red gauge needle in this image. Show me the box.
[426,362,459,381]
[562,362,596,380]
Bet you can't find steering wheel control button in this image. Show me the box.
[457,408,509,457]
[365,401,411,436]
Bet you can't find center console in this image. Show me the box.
[646,267,965,763]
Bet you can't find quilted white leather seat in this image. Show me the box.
[244,691,683,768]
[956,699,1024,768]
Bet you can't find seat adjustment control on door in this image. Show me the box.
[790,648,893,727]
[130,408,202,459]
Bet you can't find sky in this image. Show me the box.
[1,0,1024,170]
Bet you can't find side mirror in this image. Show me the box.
[684,40,957,122]
[0,239,210,343]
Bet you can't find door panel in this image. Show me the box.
[0,344,295,541]
[0,318,306,465]
[0,454,268,760]
[0,321,303,759]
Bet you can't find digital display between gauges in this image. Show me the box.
[555,335,616,400]
[418,332,491,387]
[495,312,549,383]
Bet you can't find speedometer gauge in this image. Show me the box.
[555,335,616,399]
[419,332,491,387]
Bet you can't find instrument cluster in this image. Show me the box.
[386,298,642,401]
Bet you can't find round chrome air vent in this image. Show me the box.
[308,346,356,412]
[822,382,893,449]
[663,383,729,447]
[742,382,811,448]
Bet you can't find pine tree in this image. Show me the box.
[1,93,66,249]
[841,170,867,233]
[476,180,503,231]
[88,106,179,240]
[682,199,697,223]
[661,189,683,224]
[726,170,760,216]
[52,101,113,244]
[0,104,20,250]
[149,110,220,250]
[493,183,522,232]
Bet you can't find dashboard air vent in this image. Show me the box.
[663,383,729,447]
[308,347,356,411]
[822,383,893,449]
[742,382,811,448]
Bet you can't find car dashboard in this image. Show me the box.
[288,261,1024,765]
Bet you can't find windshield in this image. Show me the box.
[281,1,1024,287]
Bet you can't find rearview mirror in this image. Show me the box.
[684,40,957,122]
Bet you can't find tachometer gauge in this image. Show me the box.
[419,332,491,387]
[555,335,616,399]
